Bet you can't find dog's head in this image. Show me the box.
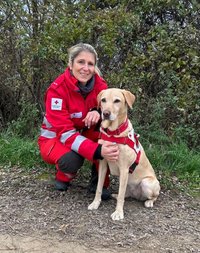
[97,88,135,129]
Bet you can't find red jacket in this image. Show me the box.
[38,67,107,161]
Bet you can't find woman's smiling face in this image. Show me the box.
[70,51,96,85]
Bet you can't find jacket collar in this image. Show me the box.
[64,67,79,90]
[64,67,98,95]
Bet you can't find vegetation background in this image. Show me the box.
[0,0,199,194]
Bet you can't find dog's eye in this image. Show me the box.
[114,99,121,103]
[101,98,106,103]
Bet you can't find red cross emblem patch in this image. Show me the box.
[51,98,63,110]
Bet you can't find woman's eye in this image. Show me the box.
[88,62,94,66]
[78,60,85,64]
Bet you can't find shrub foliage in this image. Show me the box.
[0,0,199,148]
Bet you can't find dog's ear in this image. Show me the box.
[97,90,105,108]
[122,90,135,109]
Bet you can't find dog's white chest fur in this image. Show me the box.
[108,144,136,176]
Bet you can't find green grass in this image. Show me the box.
[0,133,45,169]
[0,132,199,195]
[143,137,200,195]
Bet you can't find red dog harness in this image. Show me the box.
[99,119,141,173]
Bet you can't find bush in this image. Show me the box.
[6,100,41,138]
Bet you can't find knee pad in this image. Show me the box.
[57,151,84,174]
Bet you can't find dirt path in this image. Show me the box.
[0,167,199,253]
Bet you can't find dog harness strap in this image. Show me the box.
[129,162,137,173]
[99,133,128,144]
[129,150,141,173]
[99,132,141,173]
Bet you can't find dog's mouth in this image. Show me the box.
[101,119,111,129]
[102,116,112,121]
[101,112,116,129]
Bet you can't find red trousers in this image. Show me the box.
[38,128,110,187]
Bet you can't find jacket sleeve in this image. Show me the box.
[44,87,99,162]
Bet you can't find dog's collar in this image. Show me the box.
[101,118,129,136]
[99,129,141,174]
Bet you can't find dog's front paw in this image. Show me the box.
[144,199,154,208]
[111,210,124,220]
[88,200,101,210]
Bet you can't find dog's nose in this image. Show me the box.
[103,110,111,119]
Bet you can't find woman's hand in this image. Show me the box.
[100,140,119,162]
[83,110,100,128]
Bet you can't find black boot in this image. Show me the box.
[88,164,98,193]
[88,164,111,200]
[55,180,70,191]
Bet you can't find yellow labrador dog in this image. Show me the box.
[88,88,160,220]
